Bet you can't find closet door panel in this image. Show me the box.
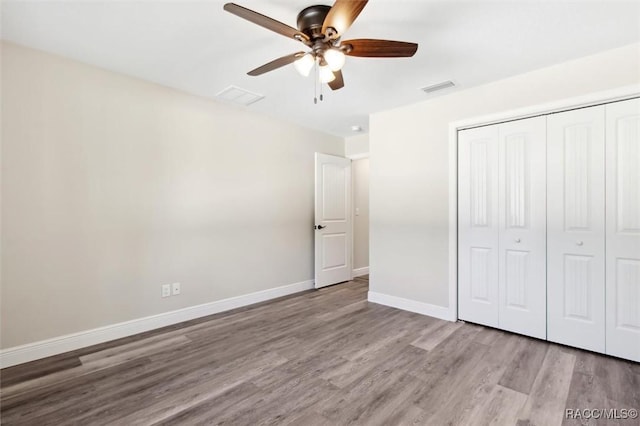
[458,125,500,327]
[498,116,547,339]
[547,105,605,352]
[606,98,640,362]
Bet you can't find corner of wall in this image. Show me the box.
[345,133,370,159]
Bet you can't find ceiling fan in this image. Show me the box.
[223,0,418,93]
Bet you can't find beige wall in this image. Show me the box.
[370,42,640,307]
[352,158,369,270]
[345,134,369,158]
[345,134,370,272]
[0,42,343,348]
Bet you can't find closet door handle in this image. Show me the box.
[576,241,583,246]
[515,238,521,243]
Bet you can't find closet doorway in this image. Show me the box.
[455,95,640,362]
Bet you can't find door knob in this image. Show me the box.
[314,225,326,230]
[515,238,521,243]
[576,241,583,246]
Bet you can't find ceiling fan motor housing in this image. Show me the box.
[297,5,332,39]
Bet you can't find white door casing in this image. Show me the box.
[458,125,500,328]
[315,153,352,289]
[498,116,547,339]
[605,98,640,362]
[547,105,606,352]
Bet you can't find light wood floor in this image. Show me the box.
[1,276,639,425]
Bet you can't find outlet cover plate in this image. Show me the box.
[161,284,171,298]
[172,282,181,296]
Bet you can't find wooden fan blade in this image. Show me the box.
[342,39,418,57]
[248,52,305,76]
[224,3,309,43]
[328,69,344,90]
[322,0,368,38]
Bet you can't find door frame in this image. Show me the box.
[447,84,640,322]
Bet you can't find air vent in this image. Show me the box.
[421,80,455,94]
[215,86,264,106]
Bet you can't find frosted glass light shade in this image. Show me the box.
[319,64,336,83]
[324,48,345,71]
[294,53,315,77]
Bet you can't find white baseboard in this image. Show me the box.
[0,279,315,368]
[368,291,456,322]
[352,267,369,277]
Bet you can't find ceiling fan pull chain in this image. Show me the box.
[314,59,319,104]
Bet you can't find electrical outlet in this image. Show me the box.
[161,284,171,298]
[172,282,181,296]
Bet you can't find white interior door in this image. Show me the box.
[605,98,640,362]
[315,153,352,289]
[458,125,500,328]
[498,116,547,339]
[547,105,606,352]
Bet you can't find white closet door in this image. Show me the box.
[498,116,547,339]
[547,106,606,352]
[458,125,500,328]
[606,98,640,362]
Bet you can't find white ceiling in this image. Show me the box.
[2,0,640,137]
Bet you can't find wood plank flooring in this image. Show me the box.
[2,276,639,426]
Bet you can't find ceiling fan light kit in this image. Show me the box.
[294,53,315,76]
[323,48,346,71]
[319,63,336,83]
[223,1,418,102]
